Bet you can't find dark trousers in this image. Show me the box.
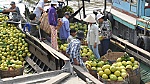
[101,39,110,56]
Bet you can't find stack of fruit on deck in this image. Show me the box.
[59,43,94,60]
[0,13,8,22]
[70,22,88,45]
[0,22,31,71]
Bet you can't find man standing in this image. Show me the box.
[66,31,85,66]
[33,0,49,20]
[59,12,70,44]
[3,1,21,22]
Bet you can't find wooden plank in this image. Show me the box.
[41,42,70,61]
[73,65,103,84]
[26,33,59,60]
[25,56,43,73]
[26,32,70,61]
[112,35,150,57]
[43,73,71,84]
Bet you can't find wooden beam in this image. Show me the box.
[26,33,60,60]
[25,56,43,73]
[73,65,103,84]
[43,73,71,84]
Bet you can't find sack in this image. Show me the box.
[40,13,51,34]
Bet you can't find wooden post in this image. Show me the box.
[82,0,86,18]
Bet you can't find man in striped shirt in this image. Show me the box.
[66,31,85,66]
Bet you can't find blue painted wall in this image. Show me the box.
[112,0,137,16]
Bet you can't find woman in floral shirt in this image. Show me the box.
[97,14,112,55]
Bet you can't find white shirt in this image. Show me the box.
[33,0,44,19]
[86,24,100,45]
[67,35,74,43]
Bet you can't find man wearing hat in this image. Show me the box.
[59,12,70,44]
[97,14,112,56]
[48,0,58,50]
[33,0,49,20]
[3,1,21,22]
[84,15,100,59]
[66,31,85,66]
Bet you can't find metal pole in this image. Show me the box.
[67,0,68,5]
[104,0,106,15]
[82,0,86,18]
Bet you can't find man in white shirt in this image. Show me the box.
[33,0,49,20]
[67,28,76,43]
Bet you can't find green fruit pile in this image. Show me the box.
[116,53,139,70]
[70,22,88,36]
[80,46,94,57]
[85,59,110,71]
[0,22,31,71]
[0,13,8,22]
[62,6,74,14]
[59,43,68,51]
[96,62,128,81]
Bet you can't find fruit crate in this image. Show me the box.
[0,67,24,78]
[101,51,125,63]
[97,73,129,84]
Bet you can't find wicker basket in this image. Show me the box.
[89,70,98,79]
[98,73,129,84]
[0,67,24,78]
[126,64,141,84]
[81,57,88,62]
[101,51,125,63]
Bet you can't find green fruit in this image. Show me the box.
[122,61,127,66]
[117,62,122,67]
[110,74,118,81]
[98,71,104,76]
[102,74,108,79]
[91,67,97,70]
[97,61,104,67]
[118,77,124,81]
[121,72,127,78]
[126,61,132,66]
[126,65,132,69]
[81,53,86,57]
[121,69,126,73]
[117,58,122,62]
[102,65,111,70]
[110,66,117,72]
[97,67,102,72]
[91,61,97,67]
[114,70,121,77]
[104,69,111,75]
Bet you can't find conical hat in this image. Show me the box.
[83,15,96,23]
